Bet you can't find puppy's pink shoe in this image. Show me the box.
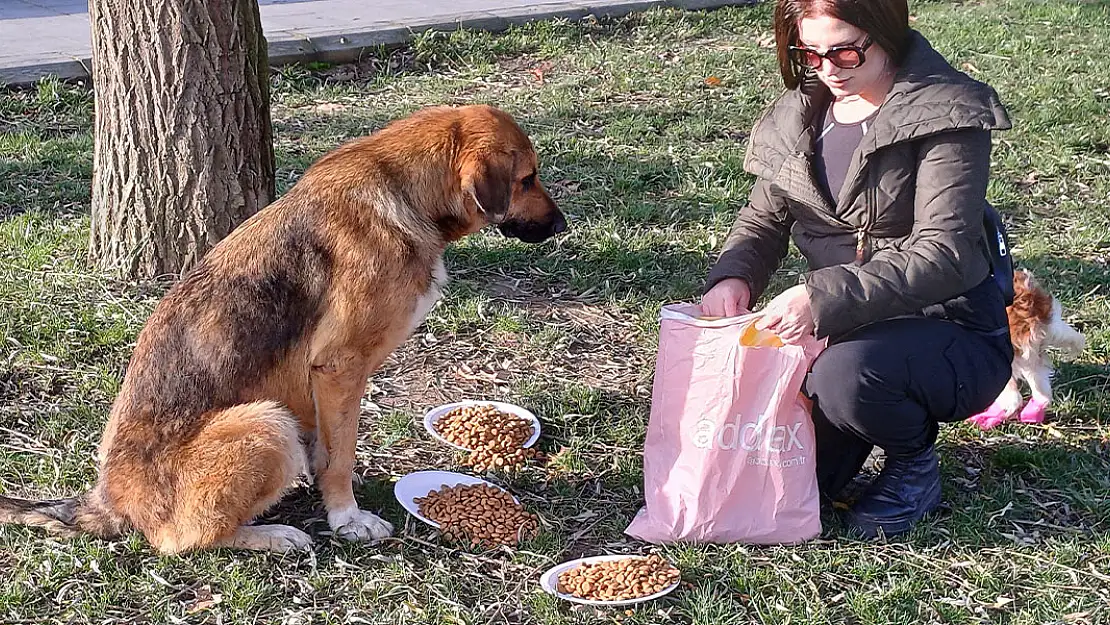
[969,403,1010,430]
[1019,398,1048,424]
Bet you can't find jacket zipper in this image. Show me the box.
[855,172,877,264]
[785,151,871,260]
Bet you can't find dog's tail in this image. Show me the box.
[0,485,126,539]
[1046,300,1086,356]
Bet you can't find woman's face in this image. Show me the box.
[796,14,892,100]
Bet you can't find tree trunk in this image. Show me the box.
[88,0,275,280]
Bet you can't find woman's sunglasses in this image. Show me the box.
[789,36,873,70]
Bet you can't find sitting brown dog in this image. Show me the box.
[0,105,566,554]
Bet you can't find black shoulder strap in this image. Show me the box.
[983,203,1015,306]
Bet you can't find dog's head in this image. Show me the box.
[455,106,567,243]
[1011,269,1087,357]
[1008,269,1055,350]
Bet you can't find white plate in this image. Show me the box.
[393,470,519,529]
[422,400,541,451]
[539,555,682,607]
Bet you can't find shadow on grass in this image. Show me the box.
[1011,253,1110,306]
[0,140,91,221]
[938,436,1110,543]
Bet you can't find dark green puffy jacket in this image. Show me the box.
[706,30,1012,340]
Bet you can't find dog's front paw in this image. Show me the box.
[327,506,394,542]
[969,404,1009,430]
[996,392,1024,420]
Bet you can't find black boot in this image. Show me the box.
[845,444,942,538]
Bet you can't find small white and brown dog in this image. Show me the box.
[970,269,1086,429]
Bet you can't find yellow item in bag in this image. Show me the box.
[739,323,784,348]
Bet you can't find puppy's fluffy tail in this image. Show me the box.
[0,485,125,539]
[1046,300,1086,356]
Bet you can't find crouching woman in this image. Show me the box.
[701,0,1014,537]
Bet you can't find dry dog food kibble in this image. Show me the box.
[557,555,681,602]
[414,483,540,547]
[436,404,538,471]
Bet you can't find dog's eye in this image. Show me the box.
[521,173,537,191]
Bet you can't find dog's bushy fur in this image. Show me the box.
[970,269,1085,429]
[0,105,565,554]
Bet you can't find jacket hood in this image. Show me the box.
[745,30,1012,181]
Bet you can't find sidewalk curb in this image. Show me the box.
[1,0,757,87]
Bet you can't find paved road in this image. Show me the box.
[0,0,751,86]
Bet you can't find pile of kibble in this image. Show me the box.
[435,404,538,472]
[557,555,681,602]
[415,483,540,547]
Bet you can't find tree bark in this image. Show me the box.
[88,0,275,280]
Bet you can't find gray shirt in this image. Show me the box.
[814,104,877,204]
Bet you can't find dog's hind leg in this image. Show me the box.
[1018,363,1053,424]
[137,401,310,554]
[216,523,312,553]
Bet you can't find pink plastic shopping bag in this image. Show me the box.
[625,303,823,545]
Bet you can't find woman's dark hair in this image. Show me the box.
[774,0,910,89]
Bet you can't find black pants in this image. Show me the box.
[804,317,1013,499]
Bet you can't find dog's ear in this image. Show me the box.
[462,152,516,224]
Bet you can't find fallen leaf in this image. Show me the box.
[988,501,1013,524]
[326,71,356,83]
[704,76,722,87]
[529,62,553,84]
[658,51,681,65]
[185,585,223,614]
[312,102,347,114]
[1017,170,1039,188]
[570,510,598,522]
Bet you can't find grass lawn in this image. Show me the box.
[2,0,1109,623]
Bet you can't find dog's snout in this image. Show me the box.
[552,211,568,234]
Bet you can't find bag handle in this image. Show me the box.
[660,304,755,327]
[660,305,785,347]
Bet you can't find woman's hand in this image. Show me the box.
[701,278,751,318]
[756,284,815,344]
